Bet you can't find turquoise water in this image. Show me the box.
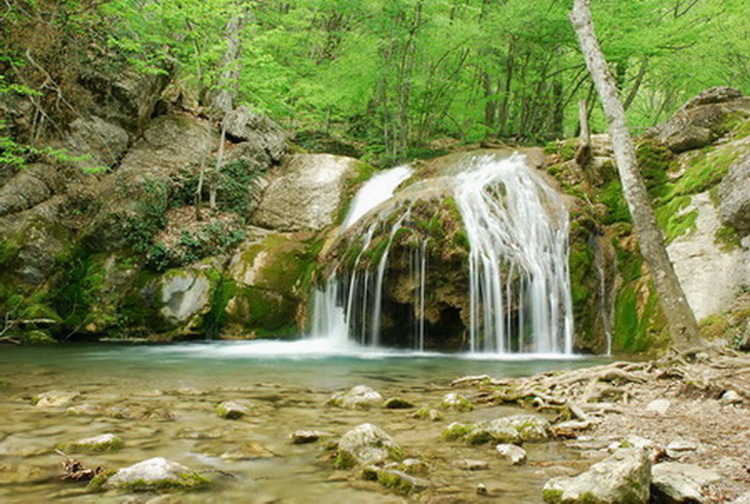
[0,341,604,503]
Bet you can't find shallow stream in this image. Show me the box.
[0,341,604,503]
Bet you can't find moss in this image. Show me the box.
[112,473,210,492]
[635,140,671,198]
[87,470,115,492]
[376,470,419,495]
[383,397,415,409]
[441,423,473,441]
[655,196,698,243]
[541,488,564,503]
[668,145,743,199]
[56,436,124,453]
[715,225,741,252]
[25,329,57,344]
[544,139,578,161]
[612,280,667,355]
[333,450,357,469]
[598,181,631,224]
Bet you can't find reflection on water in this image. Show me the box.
[0,341,605,503]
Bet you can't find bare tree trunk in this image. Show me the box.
[211,8,245,116]
[575,98,592,168]
[570,0,702,350]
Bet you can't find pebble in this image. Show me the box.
[720,390,744,405]
[646,398,671,415]
[666,439,699,459]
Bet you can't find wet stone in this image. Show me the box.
[103,457,209,492]
[215,401,250,420]
[412,408,442,421]
[496,443,527,465]
[57,433,123,453]
[31,391,80,408]
[440,393,474,412]
[326,385,383,410]
[220,442,276,460]
[383,397,415,409]
[291,430,331,444]
[455,459,490,471]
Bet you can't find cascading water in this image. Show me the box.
[312,153,574,354]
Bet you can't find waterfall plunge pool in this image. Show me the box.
[0,341,607,503]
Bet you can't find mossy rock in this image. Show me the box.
[439,393,473,412]
[103,457,210,492]
[57,433,123,453]
[383,397,415,409]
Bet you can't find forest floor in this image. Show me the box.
[455,346,750,502]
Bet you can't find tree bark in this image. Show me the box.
[570,0,702,350]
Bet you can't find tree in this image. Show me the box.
[569,0,702,350]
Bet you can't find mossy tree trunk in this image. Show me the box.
[570,0,702,350]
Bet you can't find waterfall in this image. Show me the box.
[454,154,573,353]
[312,153,574,355]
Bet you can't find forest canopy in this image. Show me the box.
[1,0,748,165]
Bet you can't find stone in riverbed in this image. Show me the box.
[496,444,527,465]
[362,466,430,495]
[652,462,720,503]
[442,420,522,445]
[57,433,123,453]
[666,439,699,460]
[291,430,332,444]
[335,423,404,468]
[220,442,276,460]
[31,391,80,408]
[542,448,651,503]
[326,385,383,410]
[215,401,250,420]
[454,459,490,471]
[440,392,473,412]
[383,397,415,409]
[102,457,209,492]
[412,408,442,421]
[388,458,430,476]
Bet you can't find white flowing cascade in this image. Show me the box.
[454,154,573,353]
[312,154,574,354]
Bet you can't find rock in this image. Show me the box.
[491,414,551,442]
[0,164,69,218]
[222,106,287,162]
[718,153,750,232]
[412,408,442,421]
[666,440,699,460]
[476,483,489,496]
[326,385,383,410]
[57,433,123,453]
[646,399,671,415]
[390,458,430,476]
[442,421,522,446]
[542,448,652,503]
[719,390,744,405]
[496,444,527,465]
[650,87,750,153]
[65,403,102,416]
[371,468,429,495]
[440,392,473,412]
[215,401,250,420]
[159,270,212,327]
[60,115,130,169]
[31,391,80,408]
[104,457,209,491]
[335,423,404,468]
[551,420,592,438]
[251,154,359,231]
[291,430,331,444]
[651,462,721,503]
[454,459,490,471]
[667,192,750,320]
[220,442,276,460]
[383,397,415,409]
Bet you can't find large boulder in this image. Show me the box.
[251,154,360,231]
[57,116,130,169]
[103,457,209,491]
[542,448,652,503]
[222,105,287,163]
[650,87,750,153]
[667,192,750,320]
[651,462,720,503]
[158,269,212,329]
[718,153,750,232]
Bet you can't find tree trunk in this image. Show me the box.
[570,0,702,350]
[211,7,245,116]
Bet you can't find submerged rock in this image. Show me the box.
[220,442,276,460]
[542,448,651,503]
[373,468,429,495]
[440,393,474,412]
[326,385,383,410]
[412,408,442,421]
[215,401,250,420]
[454,459,490,471]
[383,397,415,409]
[103,457,209,492]
[335,423,404,468]
[31,391,80,408]
[651,462,721,503]
[496,443,527,465]
[57,433,123,453]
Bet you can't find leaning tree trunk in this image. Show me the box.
[570,0,702,350]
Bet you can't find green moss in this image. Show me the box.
[441,422,473,441]
[376,470,419,495]
[655,196,697,243]
[715,225,741,252]
[56,436,124,453]
[542,488,564,503]
[333,450,357,469]
[668,145,743,200]
[598,181,631,224]
[112,473,210,492]
[544,139,578,161]
[25,330,57,344]
[383,397,415,409]
[612,280,667,355]
[87,470,116,492]
[635,140,671,198]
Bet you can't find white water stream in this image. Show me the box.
[313,154,574,355]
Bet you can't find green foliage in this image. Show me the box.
[598,181,632,225]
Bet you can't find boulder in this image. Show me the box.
[335,423,404,468]
[718,153,750,232]
[491,414,551,442]
[251,154,359,231]
[542,448,652,503]
[651,462,721,503]
[222,106,287,162]
[440,392,473,412]
[59,116,130,169]
[103,457,209,491]
[442,420,522,446]
[496,443,527,465]
[650,87,750,153]
[158,269,212,329]
[0,164,69,218]
[326,385,383,410]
